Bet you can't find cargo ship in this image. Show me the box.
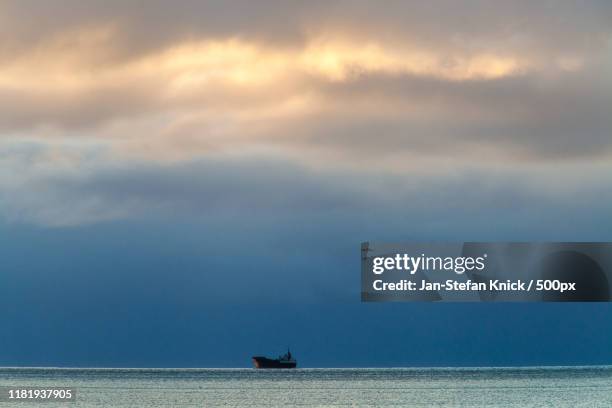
[252,349,297,369]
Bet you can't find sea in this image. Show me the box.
[0,366,611,407]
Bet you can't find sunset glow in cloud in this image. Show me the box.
[1,0,611,226]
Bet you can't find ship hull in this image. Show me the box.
[252,357,297,369]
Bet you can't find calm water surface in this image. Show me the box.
[0,366,611,407]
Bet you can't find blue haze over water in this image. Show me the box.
[2,221,612,368]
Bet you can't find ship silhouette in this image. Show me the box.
[252,349,297,369]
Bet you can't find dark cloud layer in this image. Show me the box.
[2,153,611,229]
[2,1,611,53]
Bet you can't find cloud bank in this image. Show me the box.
[0,0,611,226]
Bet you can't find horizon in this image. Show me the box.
[3,364,612,370]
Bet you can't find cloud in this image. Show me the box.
[0,1,611,226]
[0,143,371,226]
[1,138,611,228]
[2,1,610,54]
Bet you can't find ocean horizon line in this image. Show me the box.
[1,364,611,371]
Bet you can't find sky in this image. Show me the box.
[0,0,611,367]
